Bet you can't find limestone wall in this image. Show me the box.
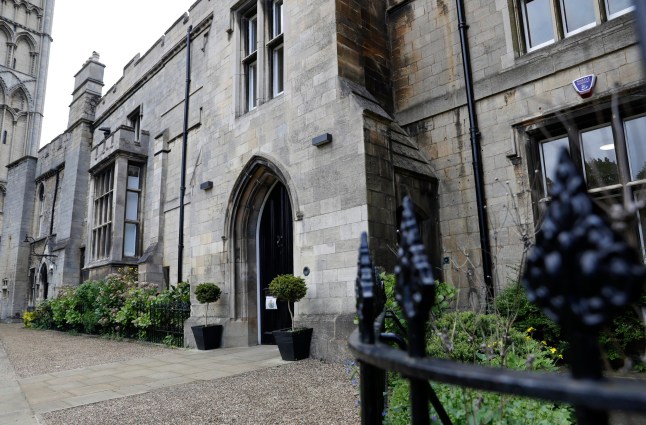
[90,0,373,356]
[389,0,644,308]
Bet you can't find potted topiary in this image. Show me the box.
[191,283,223,350]
[269,274,312,361]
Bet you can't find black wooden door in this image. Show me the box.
[40,266,49,300]
[258,183,293,344]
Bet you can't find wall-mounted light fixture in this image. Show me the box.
[312,133,332,147]
[98,127,111,138]
[23,234,58,259]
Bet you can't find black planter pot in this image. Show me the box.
[273,327,313,361]
[191,324,223,350]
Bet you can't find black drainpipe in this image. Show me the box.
[49,168,61,235]
[637,2,646,74]
[455,0,494,311]
[178,25,192,283]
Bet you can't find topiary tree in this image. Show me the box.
[269,274,307,331]
[195,283,222,326]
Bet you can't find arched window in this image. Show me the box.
[0,27,10,68]
[37,182,45,236]
[10,89,26,111]
[0,184,5,213]
[13,36,35,75]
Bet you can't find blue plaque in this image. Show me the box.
[572,74,596,98]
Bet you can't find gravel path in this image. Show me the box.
[0,324,360,424]
[42,360,360,425]
[0,324,168,378]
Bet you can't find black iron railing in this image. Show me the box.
[151,300,191,346]
[133,300,190,346]
[349,150,646,424]
[71,299,190,346]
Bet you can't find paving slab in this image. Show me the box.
[14,345,285,415]
[0,340,38,424]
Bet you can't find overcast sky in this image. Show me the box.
[40,0,196,147]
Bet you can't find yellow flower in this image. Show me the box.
[558,354,563,359]
[525,336,531,341]
[541,340,547,345]
[550,347,557,354]
[526,326,535,333]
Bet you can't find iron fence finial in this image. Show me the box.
[523,148,644,330]
[356,231,377,344]
[395,196,436,324]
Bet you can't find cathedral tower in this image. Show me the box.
[0,0,54,319]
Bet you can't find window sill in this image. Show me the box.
[513,12,636,71]
[267,33,283,49]
[236,90,286,119]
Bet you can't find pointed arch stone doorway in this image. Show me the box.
[226,157,298,347]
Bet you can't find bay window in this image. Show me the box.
[123,164,141,257]
[92,166,114,259]
[532,98,646,260]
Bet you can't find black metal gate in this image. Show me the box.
[349,150,646,424]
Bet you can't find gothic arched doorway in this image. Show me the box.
[258,182,293,344]
[225,155,299,346]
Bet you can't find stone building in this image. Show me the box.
[389,0,643,308]
[0,0,54,320]
[1,0,643,360]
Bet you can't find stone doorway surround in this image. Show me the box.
[223,155,300,347]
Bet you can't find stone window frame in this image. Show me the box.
[268,0,283,98]
[241,6,258,112]
[123,162,143,258]
[36,182,45,237]
[525,95,646,260]
[127,106,141,142]
[0,183,5,213]
[91,164,114,260]
[516,0,634,53]
[234,0,286,116]
[88,154,147,266]
[12,33,38,75]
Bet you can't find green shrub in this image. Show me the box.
[71,281,101,333]
[195,282,222,304]
[496,283,646,370]
[49,286,76,330]
[95,279,127,330]
[22,310,36,328]
[380,276,572,423]
[31,300,53,329]
[195,282,222,326]
[381,272,455,334]
[427,310,561,372]
[23,268,189,347]
[598,294,646,369]
[157,281,190,304]
[382,272,405,334]
[115,284,157,338]
[269,274,307,331]
[495,283,562,352]
[384,376,573,425]
[268,275,307,303]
